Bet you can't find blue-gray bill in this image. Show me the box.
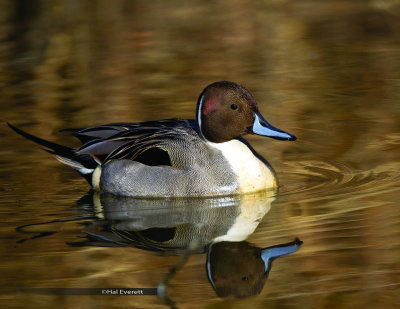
[251,113,296,141]
[261,238,303,272]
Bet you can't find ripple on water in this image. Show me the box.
[256,159,400,306]
[278,160,400,204]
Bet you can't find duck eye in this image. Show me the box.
[241,276,248,281]
[230,104,238,110]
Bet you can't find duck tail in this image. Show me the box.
[7,123,98,183]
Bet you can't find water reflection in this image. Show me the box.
[76,191,275,251]
[2,1,400,308]
[17,190,302,302]
[207,239,302,298]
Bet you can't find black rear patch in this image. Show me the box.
[134,147,171,166]
[140,228,176,242]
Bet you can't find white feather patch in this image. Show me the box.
[91,166,102,190]
[208,140,276,193]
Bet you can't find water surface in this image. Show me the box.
[1,1,400,308]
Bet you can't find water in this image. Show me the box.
[1,1,400,308]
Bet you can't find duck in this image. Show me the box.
[8,81,296,197]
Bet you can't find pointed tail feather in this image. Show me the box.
[8,123,98,183]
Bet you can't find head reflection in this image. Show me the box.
[206,239,302,298]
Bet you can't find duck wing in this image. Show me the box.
[61,123,141,143]
[8,119,200,183]
[76,119,200,167]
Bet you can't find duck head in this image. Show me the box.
[196,81,296,143]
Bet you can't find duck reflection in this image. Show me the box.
[16,190,302,300]
[72,190,275,252]
[70,190,302,298]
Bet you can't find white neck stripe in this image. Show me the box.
[197,94,207,141]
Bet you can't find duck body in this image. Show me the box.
[9,81,295,197]
[93,120,276,196]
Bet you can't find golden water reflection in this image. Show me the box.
[1,1,400,308]
[13,191,302,306]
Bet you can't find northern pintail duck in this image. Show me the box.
[9,81,296,197]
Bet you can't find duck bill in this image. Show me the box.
[250,113,296,141]
[261,239,303,272]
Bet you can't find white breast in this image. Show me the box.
[209,139,277,193]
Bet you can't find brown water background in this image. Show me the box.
[1,1,400,308]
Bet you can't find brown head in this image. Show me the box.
[196,81,296,143]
